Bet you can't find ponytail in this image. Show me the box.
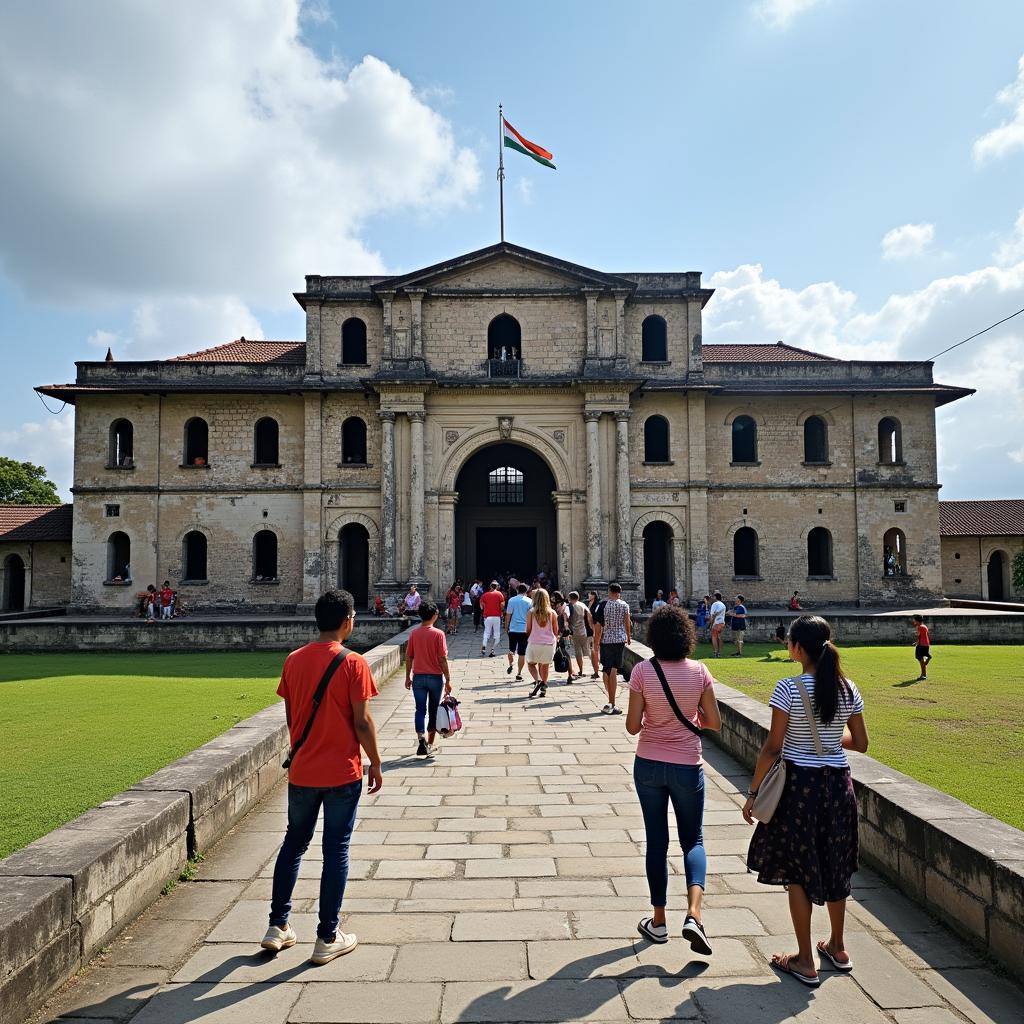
[788,614,851,726]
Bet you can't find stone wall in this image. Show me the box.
[0,541,71,609]
[941,534,1023,600]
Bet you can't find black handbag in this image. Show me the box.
[282,650,350,768]
[553,640,569,674]
[649,657,703,737]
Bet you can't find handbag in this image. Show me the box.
[437,694,462,736]
[553,640,569,674]
[750,676,823,823]
[281,650,350,768]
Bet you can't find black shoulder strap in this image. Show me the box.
[282,649,350,768]
[649,658,703,737]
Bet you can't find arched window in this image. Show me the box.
[252,530,278,580]
[341,318,367,365]
[341,417,367,465]
[734,527,759,577]
[732,415,758,464]
[183,418,209,466]
[803,416,828,464]
[642,521,674,602]
[108,419,134,467]
[807,527,834,576]
[106,532,131,582]
[183,530,208,581]
[883,527,907,576]
[2,554,26,611]
[487,314,521,361]
[488,466,524,504]
[339,523,370,608]
[641,315,668,362]
[253,417,279,465]
[644,415,670,463]
[878,417,902,465]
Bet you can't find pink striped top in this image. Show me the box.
[628,658,713,765]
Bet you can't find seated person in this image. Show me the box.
[788,591,803,610]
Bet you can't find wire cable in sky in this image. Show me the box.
[925,306,1024,363]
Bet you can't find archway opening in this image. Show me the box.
[454,442,557,589]
[487,314,521,360]
[339,524,370,608]
[3,554,26,611]
[642,521,673,604]
[987,550,1008,601]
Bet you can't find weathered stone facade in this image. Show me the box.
[938,500,1024,601]
[37,243,971,611]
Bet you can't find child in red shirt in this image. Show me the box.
[405,601,452,756]
[159,581,174,620]
[912,614,931,680]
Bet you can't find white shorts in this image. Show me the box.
[526,643,554,665]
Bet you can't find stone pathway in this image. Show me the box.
[38,629,1024,1024]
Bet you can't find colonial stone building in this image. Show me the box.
[37,242,972,612]
[0,505,73,612]
[939,500,1023,602]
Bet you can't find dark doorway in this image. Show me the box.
[487,314,521,360]
[339,524,370,608]
[454,442,557,587]
[643,521,673,603]
[3,554,26,611]
[987,551,1007,601]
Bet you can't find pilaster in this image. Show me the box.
[614,409,635,584]
[377,410,398,585]
[408,410,428,586]
[583,410,605,586]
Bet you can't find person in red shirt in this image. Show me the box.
[479,581,505,657]
[912,614,932,680]
[405,602,452,757]
[262,589,382,965]
[159,581,175,620]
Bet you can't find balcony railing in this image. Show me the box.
[488,357,521,378]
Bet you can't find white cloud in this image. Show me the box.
[0,414,75,500]
[973,54,1024,164]
[881,222,935,261]
[515,178,535,204]
[753,0,824,29]
[995,207,1024,266]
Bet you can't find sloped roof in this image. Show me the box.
[939,500,1024,537]
[171,340,306,364]
[702,342,838,363]
[0,504,73,542]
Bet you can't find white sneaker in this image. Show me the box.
[260,923,297,952]
[310,931,358,964]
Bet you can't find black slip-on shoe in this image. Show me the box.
[683,915,713,956]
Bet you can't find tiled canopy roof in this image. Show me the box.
[702,342,838,362]
[0,504,73,542]
[171,340,306,364]
[939,500,1024,537]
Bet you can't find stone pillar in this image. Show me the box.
[437,491,458,588]
[613,290,629,360]
[377,411,397,584]
[583,288,600,357]
[615,410,634,581]
[305,300,323,375]
[299,392,324,611]
[379,291,395,362]
[553,491,573,591]
[584,410,604,584]
[408,410,426,584]
[407,289,426,359]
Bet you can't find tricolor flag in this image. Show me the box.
[502,118,556,169]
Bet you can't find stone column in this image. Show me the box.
[584,410,604,583]
[553,491,573,591]
[408,410,426,583]
[615,409,634,581]
[299,392,324,610]
[583,288,600,358]
[613,290,629,360]
[407,289,426,359]
[377,411,397,583]
[437,491,458,588]
[379,291,395,362]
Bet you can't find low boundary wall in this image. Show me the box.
[622,642,1024,978]
[0,625,413,1024]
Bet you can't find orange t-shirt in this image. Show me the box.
[916,623,930,646]
[277,641,378,788]
[480,590,505,618]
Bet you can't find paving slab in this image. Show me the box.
[170,942,395,983]
[440,979,626,1022]
[42,966,168,1021]
[391,941,528,981]
[128,982,301,1024]
[291,981,442,1023]
[452,911,571,941]
[149,882,247,922]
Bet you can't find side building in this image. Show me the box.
[939,500,1024,602]
[0,504,73,612]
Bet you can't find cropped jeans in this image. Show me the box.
[269,779,362,940]
[633,756,706,907]
[412,673,444,735]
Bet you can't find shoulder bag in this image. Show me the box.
[281,649,350,768]
[750,676,824,823]
[649,658,703,737]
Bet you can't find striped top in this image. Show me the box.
[769,674,865,768]
[628,658,713,765]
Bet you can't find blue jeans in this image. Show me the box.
[633,756,706,906]
[269,779,361,939]
[412,673,444,735]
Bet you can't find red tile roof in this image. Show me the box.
[702,342,838,363]
[939,500,1024,537]
[0,504,73,542]
[171,340,306,364]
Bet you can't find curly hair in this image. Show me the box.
[646,606,696,661]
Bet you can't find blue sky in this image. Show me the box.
[2,0,1023,499]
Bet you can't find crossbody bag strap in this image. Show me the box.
[282,649,350,768]
[793,676,825,757]
[649,658,703,737]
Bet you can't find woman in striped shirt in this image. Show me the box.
[742,615,869,987]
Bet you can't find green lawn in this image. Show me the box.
[0,653,284,858]
[694,642,1024,830]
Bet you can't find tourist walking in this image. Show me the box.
[708,591,727,657]
[626,606,721,952]
[262,590,382,965]
[742,615,869,986]
[404,602,452,757]
[525,587,557,697]
[585,591,601,679]
[445,584,460,635]
[730,595,747,656]
[912,614,932,680]
[563,591,593,683]
[461,586,472,631]
[470,578,484,631]
[479,581,505,657]
[505,583,533,681]
[593,582,631,715]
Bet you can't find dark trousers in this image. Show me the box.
[270,780,361,939]
[413,673,444,734]
[472,599,482,629]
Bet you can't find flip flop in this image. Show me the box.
[771,954,820,987]
[817,941,853,972]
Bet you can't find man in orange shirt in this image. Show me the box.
[479,581,505,657]
[261,590,382,965]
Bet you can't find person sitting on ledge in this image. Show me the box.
[789,591,803,611]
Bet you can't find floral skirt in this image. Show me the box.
[747,762,858,905]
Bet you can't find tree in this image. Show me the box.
[1013,549,1024,596]
[0,457,61,505]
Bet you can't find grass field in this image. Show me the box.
[0,653,283,858]
[694,641,1024,831]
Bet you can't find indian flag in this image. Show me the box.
[503,118,556,169]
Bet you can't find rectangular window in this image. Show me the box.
[894,500,907,514]
[105,504,120,517]
[488,467,524,504]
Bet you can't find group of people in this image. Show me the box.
[263,588,869,988]
[139,580,179,621]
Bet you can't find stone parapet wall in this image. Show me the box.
[0,624,412,1024]
[621,640,1024,979]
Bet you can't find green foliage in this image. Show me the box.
[0,456,61,505]
[179,852,205,882]
[1012,549,1024,594]
[161,879,176,897]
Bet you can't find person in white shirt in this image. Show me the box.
[708,591,727,658]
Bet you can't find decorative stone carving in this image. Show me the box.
[445,430,459,446]
[498,416,514,440]
[553,429,566,447]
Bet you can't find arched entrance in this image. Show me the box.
[642,522,673,603]
[2,554,26,611]
[339,524,370,608]
[454,442,557,588]
[986,550,1009,601]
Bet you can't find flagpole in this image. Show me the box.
[498,102,505,242]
